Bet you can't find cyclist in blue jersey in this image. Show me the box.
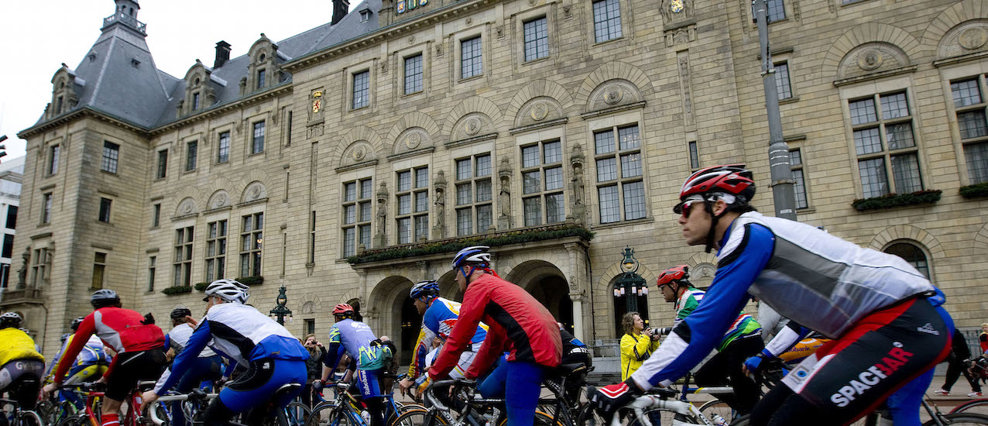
[318,303,392,426]
[592,165,953,426]
[397,280,488,396]
[140,279,309,425]
[153,307,224,426]
[45,317,112,407]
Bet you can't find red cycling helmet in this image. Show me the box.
[332,303,355,317]
[657,265,689,287]
[677,164,755,205]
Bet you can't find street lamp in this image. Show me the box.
[269,285,293,325]
[613,246,647,313]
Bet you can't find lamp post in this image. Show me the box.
[269,285,293,325]
[613,246,647,314]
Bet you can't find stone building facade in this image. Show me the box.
[9,0,988,362]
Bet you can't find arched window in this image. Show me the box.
[884,241,930,279]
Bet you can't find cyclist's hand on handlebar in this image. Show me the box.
[743,349,774,376]
[415,374,432,398]
[139,391,159,413]
[398,377,415,397]
[41,382,59,395]
[590,378,643,421]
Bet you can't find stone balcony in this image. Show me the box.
[0,287,44,307]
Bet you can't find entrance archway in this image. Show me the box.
[506,261,574,333]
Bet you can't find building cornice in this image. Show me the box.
[151,83,293,136]
[18,107,151,140]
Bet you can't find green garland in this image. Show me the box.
[851,189,941,211]
[161,286,193,295]
[346,224,594,265]
[237,276,264,286]
[193,282,209,292]
[960,182,988,199]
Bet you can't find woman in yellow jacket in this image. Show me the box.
[620,311,659,380]
[0,312,45,411]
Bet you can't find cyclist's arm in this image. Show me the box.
[629,223,773,390]
[153,319,213,394]
[52,315,96,383]
[407,327,432,378]
[322,325,345,377]
[465,323,506,379]
[430,284,488,379]
[763,321,812,358]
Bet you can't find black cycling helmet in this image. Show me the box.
[0,312,23,329]
[90,289,121,309]
[70,316,85,332]
[170,307,192,321]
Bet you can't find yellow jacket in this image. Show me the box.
[0,327,44,366]
[620,332,659,381]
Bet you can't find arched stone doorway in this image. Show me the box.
[367,276,421,365]
[506,260,574,334]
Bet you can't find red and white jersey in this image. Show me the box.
[53,307,164,382]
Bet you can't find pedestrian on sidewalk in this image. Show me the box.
[935,329,982,398]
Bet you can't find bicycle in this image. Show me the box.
[53,382,147,426]
[0,397,44,426]
[395,378,562,426]
[305,377,422,426]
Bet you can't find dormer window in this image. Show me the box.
[193,92,200,110]
[360,9,371,22]
[257,69,266,89]
[56,96,63,115]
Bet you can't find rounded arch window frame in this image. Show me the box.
[881,238,934,281]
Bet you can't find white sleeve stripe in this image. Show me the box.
[629,332,689,391]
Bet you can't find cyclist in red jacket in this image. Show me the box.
[44,289,166,426]
[426,246,562,426]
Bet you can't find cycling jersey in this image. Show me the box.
[407,297,488,378]
[325,318,384,370]
[165,323,217,357]
[630,211,938,389]
[47,334,110,382]
[153,302,307,394]
[673,287,761,351]
[53,307,164,383]
[430,273,562,380]
[0,327,44,366]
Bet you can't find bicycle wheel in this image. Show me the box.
[54,412,89,426]
[576,403,606,426]
[952,399,988,416]
[305,403,352,426]
[698,398,735,425]
[495,410,563,426]
[14,410,44,426]
[283,401,310,426]
[391,407,448,426]
[923,412,988,425]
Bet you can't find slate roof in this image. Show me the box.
[31,0,383,132]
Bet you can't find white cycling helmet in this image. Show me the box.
[203,279,249,304]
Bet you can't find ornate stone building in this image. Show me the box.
[9,0,988,362]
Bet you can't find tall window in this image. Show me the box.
[101,141,119,173]
[156,150,168,179]
[205,220,227,282]
[147,256,156,292]
[688,141,699,170]
[848,91,922,198]
[595,124,646,223]
[309,211,316,264]
[41,193,53,224]
[48,145,60,175]
[790,149,808,209]
[257,69,266,89]
[592,0,622,43]
[396,167,429,244]
[342,178,373,257]
[455,154,493,236]
[522,140,565,226]
[240,213,263,277]
[152,203,161,228]
[352,70,370,109]
[461,37,483,79]
[404,54,423,95]
[252,121,266,154]
[304,319,316,336]
[2,234,13,258]
[753,0,786,23]
[0,264,8,290]
[217,131,231,163]
[523,17,549,62]
[884,242,929,279]
[5,206,17,229]
[92,252,106,289]
[174,226,194,287]
[186,140,198,171]
[950,77,988,184]
[98,198,112,223]
[193,92,200,110]
[31,247,48,286]
[775,62,793,100]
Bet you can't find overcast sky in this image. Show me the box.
[0,0,358,160]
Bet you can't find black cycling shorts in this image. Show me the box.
[105,349,166,400]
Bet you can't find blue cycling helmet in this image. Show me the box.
[451,246,491,269]
[409,281,440,299]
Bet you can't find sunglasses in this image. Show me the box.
[673,196,706,218]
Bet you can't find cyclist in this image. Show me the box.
[45,289,166,426]
[656,264,764,416]
[317,303,392,426]
[45,316,111,408]
[397,280,488,396]
[155,307,224,426]
[0,312,45,417]
[426,246,562,426]
[591,164,953,426]
[141,279,308,425]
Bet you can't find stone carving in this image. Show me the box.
[530,103,549,121]
[959,27,988,50]
[568,145,586,224]
[465,117,481,136]
[677,51,695,128]
[373,183,388,248]
[433,171,446,238]
[838,42,909,81]
[243,182,267,203]
[16,247,29,287]
[498,158,512,230]
[857,49,884,71]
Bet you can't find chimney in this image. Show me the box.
[214,41,231,69]
[332,0,350,25]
